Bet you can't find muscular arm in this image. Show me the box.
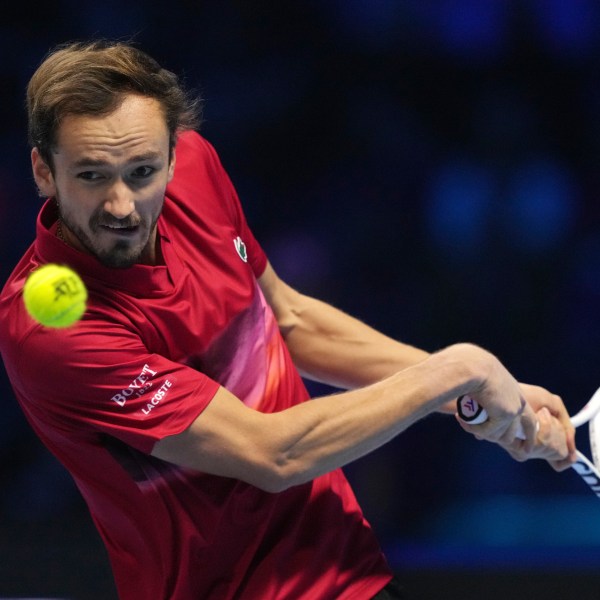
[152,264,573,486]
[259,263,576,445]
[153,342,537,492]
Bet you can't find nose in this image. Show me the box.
[104,180,135,219]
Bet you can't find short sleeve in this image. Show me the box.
[211,151,268,278]
[13,320,220,454]
[171,131,268,278]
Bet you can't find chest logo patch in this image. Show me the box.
[234,236,248,263]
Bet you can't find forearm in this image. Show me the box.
[153,343,504,492]
[266,344,481,486]
[253,263,568,474]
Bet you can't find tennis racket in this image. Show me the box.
[457,387,600,499]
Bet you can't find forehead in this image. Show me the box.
[54,95,169,162]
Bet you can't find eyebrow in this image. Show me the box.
[72,151,164,168]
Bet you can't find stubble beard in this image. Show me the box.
[57,197,161,269]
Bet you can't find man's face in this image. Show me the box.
[32,94,176,268]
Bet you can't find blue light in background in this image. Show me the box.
[424,159,495,261]
[529,0,600,58]
[429,495,600,546]
[501,159,577,254]
[419,0,509,61]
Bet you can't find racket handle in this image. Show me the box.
[457,395,526,440]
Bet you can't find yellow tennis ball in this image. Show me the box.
[23,263,88,328]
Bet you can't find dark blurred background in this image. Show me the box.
[2,1,600,598]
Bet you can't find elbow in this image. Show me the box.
[259,477,292,494]
[252,455,310,494]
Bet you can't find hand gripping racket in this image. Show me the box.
[457,387,600,499]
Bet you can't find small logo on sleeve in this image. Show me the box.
[141,379,173,416]
[234,236,248,262]
[111,364,157,407]
[110,364,176,417]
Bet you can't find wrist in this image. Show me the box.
[427,343,495,408]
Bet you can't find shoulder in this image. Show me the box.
[173,130,222,170]
[167,131,231,206]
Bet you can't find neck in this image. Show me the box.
[56,219,85,254]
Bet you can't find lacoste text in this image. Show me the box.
[141,380,173,415]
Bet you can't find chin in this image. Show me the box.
[98,254,140,269]
[95,244,145,269]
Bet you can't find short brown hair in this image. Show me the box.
[27,40,202,167]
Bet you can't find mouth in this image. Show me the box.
[101,224,141,237]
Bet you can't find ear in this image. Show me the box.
[31,148,57,197]
[167,148,176,182]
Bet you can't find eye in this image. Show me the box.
[131,166,156,179]
[77,171,104,181]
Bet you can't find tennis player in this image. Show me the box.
[0,41,575,599]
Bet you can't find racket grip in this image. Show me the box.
[457,395,526,440]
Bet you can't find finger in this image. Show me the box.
[545,393,573,436]
[498,420,526,446]
[501,445,527,462]
[548,455,577,472]
[565,424,577,458]
[455,413,502,441]
[535,406,552,439]
[516,403,538,452]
